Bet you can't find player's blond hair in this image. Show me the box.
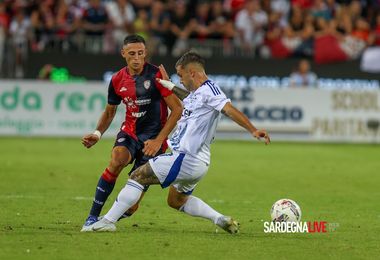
[175,51,205,69]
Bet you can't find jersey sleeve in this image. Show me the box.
[107,80,122,105]
[155,71,173,98]
[203,83,231,112]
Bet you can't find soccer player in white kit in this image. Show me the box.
[87,51,270,233]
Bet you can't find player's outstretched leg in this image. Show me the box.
[116,191,146,220]
[84,163,159,232]
[81,147,131,232]
[167,186,240,234]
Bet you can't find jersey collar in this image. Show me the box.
[193,79,211,94]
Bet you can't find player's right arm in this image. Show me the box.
[82,104,118,148]
[157,64,189,101]
[221,102,270,145]
[82,79,121,148]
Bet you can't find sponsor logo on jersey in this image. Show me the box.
[182,109,192,117]
[120,87,127,92]
[118,138,126,143]
[132,111,147,118]
[135,99,151,105]
[144,80,151,90]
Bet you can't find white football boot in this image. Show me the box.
[82,218,116,232]
[216,216,240,234]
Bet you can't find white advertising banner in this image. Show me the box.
[1,80,380,142]
[0,80,125,137]
[219,87,380,142]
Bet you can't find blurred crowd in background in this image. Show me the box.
[0,0,380,78]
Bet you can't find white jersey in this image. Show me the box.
[169,79,230,164]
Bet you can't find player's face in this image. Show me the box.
[176,65,193,91]
[121,42,146,73]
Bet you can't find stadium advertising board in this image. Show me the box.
[217,88,380,142]
[1,81,379,142]
[0,81,125,137]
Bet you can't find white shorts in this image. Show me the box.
[148,152,209,194]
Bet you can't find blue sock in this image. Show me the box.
[89,169,117,217]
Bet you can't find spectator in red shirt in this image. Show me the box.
[55,0,82,50]
[291,0,313,10]
[351,17,373,45]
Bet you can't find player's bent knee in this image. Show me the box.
[110,153,130,169]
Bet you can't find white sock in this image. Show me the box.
[179,196,223,224]
[104,180,144,222]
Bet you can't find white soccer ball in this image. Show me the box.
[270,199,302,222]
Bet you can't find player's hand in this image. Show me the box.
[81,134,100,148]
[156,78,175,91]
[252,129,271,145]
[156,64,175,90]
[143,138,162,157]
[158,64,170,80]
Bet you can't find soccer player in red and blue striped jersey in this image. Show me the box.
[81,35,182,231]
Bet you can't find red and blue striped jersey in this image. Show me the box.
[108,63,172,146]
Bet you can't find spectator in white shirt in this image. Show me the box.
[235,0,268,53]
[105,0,135,49]
[9,10,30,78]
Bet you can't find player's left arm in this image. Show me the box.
[222,102,270,145]
[169,84,190,101]
[143,94,183,156]
[156,64,190,101]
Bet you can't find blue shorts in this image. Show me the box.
[113,131,165,183]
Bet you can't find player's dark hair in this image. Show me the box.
[175,51,205,69]
[123,34,146,46]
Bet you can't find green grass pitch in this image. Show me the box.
[0,137,379,259]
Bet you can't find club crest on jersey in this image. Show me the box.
[143,80,151,90]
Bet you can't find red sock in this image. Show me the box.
[101,168,118,183]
